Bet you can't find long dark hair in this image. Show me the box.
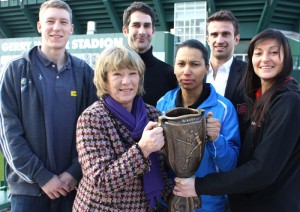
[243,29,293,130]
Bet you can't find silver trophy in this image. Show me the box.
[158,107,206,212]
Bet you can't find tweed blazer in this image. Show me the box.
[73,99,173,211]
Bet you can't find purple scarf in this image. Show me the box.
[103,95,163,208]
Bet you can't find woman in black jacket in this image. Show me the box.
[172,29,300,212]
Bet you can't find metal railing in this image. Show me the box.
[0,154,10,210]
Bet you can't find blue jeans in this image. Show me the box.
[10,191,76,212]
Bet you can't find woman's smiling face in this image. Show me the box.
[106,67,140,112]
[252,38,284,89]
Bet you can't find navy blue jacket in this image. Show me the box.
[0,46,97,196]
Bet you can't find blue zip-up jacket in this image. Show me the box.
[157,84,240,212]
[0,46,97,196]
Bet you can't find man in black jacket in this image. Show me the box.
[122,2,177,106]
[206,10,247,124]
[205,10,247,212]
[0,1,97,211]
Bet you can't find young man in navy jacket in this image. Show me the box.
[0,1,97,211]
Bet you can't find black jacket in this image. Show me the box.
[195,79,300,212]
[138,46,178,106]
[225,58,247,123]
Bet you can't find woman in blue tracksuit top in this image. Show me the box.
[156,39,240,212]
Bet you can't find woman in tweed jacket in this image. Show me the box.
[73,46,173,211]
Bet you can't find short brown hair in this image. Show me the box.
[39,0,72,22]
[207,10,239,36]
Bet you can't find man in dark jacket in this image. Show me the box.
[205,10,246,212]
[206,10,247,124]
[0,0,97,211]
[122,2,178,106]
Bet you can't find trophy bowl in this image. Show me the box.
[158,107,206,212]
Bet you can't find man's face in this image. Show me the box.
[207,21,239,62]
[122,11,155,53]
[37,7,73,52]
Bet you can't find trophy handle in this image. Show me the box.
[158,116,163,127]
[158,111,166,127]
[168,194,201,212]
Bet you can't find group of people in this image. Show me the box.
[0,0,299,212]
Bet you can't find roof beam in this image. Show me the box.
[0,19,12,38]
[278,1,300,7]
[20,4,39,36]
[217,1,265,7]
[276,7,300,14]
[103,0,122,32]
[152,0,167,31]
[256,0,278,34]
[207,0,216,17]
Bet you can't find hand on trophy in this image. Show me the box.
[206,112,221,142]
[138,121,165,158]
[173,176,197,198]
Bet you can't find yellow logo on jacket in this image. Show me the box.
[71,91,77,96]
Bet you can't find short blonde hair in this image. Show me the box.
[39,0,72,22]
[94,45,145,98]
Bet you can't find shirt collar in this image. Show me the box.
[37,46,52,67]
[37,46,71,71]
[209,56,234,74]
[223,56,234,73]
[175,84,210,109]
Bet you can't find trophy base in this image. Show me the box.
[168,195,201,212]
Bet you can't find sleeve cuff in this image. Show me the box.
[34,166,54,187]
[195,177,203,196]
